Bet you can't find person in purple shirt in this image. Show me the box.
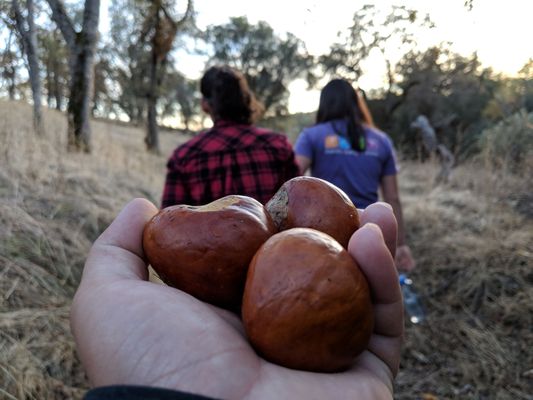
[294,78,415,271]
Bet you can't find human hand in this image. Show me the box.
[71,199,404,400]
[395,244,416,272]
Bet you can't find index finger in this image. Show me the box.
[357,202,397,257]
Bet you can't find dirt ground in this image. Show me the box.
[1,101,532,399]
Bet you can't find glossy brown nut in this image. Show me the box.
[266,176,359,248]
[242,228,374,372]
[143,195,277,311]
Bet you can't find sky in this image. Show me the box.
[100,0,533,114]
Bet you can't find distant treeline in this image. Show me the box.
[1,1,532,159]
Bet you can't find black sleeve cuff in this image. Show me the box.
[84,385,222,400]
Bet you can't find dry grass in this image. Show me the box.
[397,161,533,399]
[0,100,183,399]
[1,100,532,399]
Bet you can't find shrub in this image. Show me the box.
[478,109,533,176]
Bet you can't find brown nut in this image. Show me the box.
[242,227,374,372]
[143,195,277,311]
[266,176,359,248]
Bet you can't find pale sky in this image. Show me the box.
[100,0,533,114]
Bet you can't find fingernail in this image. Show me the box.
[360,222,384,238]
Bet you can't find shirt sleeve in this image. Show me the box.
[294,129,313,159]
[281,137,301,182]
[382,136,399,176]
[161,154,189,208]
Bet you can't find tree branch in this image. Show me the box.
[387,79,420,115]
[174,0,194,29]
[11,0,30,51]
[45,0,77,50]
[81,0,100,44]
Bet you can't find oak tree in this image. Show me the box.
[45,0,100,152]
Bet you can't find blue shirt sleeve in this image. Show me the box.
[382,136,399,176]
[294,129,314,159]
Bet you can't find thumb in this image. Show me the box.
[82,198,159,284]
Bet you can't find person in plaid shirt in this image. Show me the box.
[162,66,300,208]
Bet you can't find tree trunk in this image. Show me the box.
[26,0,44,135]
[46,0,100,152]
[4,32,17,100]
[45,62,53,107]
[142,0,192,153]
[145,49,160,153]
[12,0,43,135]
[67,46,95,152]
[53,67,62,110]
[7,67,16,100]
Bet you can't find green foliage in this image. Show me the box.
[478,109,533,176]
[159,70,199,130]
[523,82,533,112]
[483,59,533,120]
[103,0,153,122]
[0,14,26,100]
[379,46,498,160]
[203,16,315,116]
[104,0,195,125]
[464,0,474,11]
[260,111,315,143]
[38,27,69,110]
[1,2,532,161]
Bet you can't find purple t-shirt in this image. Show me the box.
[294,119,398,208]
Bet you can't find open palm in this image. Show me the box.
[71,199,403,400]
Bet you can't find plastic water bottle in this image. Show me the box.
[399,274,425,324]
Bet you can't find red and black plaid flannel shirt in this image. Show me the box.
[161,120,300,207]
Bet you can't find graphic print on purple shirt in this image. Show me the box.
[294,119,398,208]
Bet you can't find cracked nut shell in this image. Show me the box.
[266,176,359,248]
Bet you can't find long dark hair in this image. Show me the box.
[200,65,264,124]
[316,79,375,152]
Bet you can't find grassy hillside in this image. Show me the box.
[0,100,532,399]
